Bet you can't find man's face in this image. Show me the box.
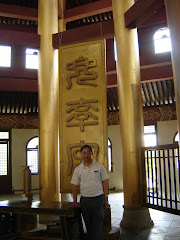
[81,147,92,162]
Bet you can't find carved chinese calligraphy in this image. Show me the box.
[66,98,99,132]
[66,140,99,176]
[66,56,98,90]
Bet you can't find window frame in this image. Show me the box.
[25,48,39,70]
[144,123,157,147]
[0,45,11,68]
[153,27,171,54]
[26,136,39,175]
[0,129,11,177]
[114,38,117,62]
[108,138,113,172]
[173,131,179,144]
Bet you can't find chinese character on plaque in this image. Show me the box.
[66,140,99,176]
[66,56,98,90]
[66,98,99,132]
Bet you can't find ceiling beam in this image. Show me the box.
[0,3,38,21]
[0,0,166,29]
[138,7,167,27]
[64,0,112,23]
[0,77,38,92]
[140,62,173,82]
[107,74,118,88]
[0,28,40,47]
[124,0,165,28]
[0,23,37,34]
[0,63,173,91]
[106,62,173,88]
[0,1,112,23]
[140,62,172,69]
[53,19,114,48]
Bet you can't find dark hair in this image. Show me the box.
[80,144,92,152]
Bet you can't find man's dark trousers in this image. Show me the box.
[80,194,104,240]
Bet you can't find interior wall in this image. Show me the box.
[108,125,123,191]
[12,129,39,193]
[157,120,177,145]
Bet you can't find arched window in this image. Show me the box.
[108,138,113,172]
[173,132,179,170]
[173,132,179,143]
[26,137,39,174]
[154,27,171,54]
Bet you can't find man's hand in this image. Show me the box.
[102,179,109,208]
[71,184,79,208]
[71,202,78,208]
[104,196,109,209]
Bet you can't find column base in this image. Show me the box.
[120,205,154,230]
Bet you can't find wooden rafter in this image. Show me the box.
[106,62,173,88]
[0,0,166,30]
[53,19,114,48]
[0,3,38,21]
[0,0,112,23]
[124,0,165,28]
[64,0,112,22]
[0,77,38,92]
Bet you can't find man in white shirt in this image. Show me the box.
[71,144,109,240]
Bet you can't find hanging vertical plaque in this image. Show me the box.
[59,40,107,193]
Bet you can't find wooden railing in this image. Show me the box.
[141,144,180,215]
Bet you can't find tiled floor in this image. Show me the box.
[108,192,180,240]
[0,192,180,240]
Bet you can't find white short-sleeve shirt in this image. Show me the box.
[71,160,109,197]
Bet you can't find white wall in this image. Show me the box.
[157,120,177,145]
[108,125,123,191]
[12,129,39,192]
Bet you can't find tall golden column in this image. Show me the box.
[112,0,153,229]
[38,0,60,201]
[165,0,180,140]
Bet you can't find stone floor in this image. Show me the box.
[0,192,180,240]
[108,192,180,240]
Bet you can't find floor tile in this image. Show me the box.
[153,220,172,228]
[173,215,180,220]
[170,220,180,227]
[148,235,166,240]
[112,218,121,225]
[166,228,180,237]
[149,226,169,235]
[165,237,180,240]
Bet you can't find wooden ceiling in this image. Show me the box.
[0,0,176,114]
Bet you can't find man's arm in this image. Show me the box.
[72,184,79,208]
[102,179,109,208]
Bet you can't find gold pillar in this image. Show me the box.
[165,0,180,139]
[38,0,60,201]
[112,0,153,229]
